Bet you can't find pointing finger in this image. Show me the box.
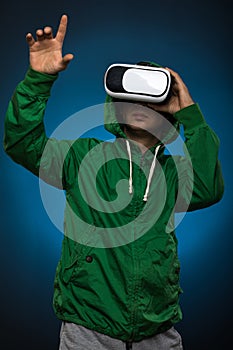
[56,14,68,44]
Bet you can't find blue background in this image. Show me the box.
[0,1,232,349]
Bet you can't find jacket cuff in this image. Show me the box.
[174,103,207,131]
[18,66,58,97]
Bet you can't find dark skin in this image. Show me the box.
[121,102,166,152]
[26,15,195,152]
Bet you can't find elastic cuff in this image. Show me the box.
[18,66,58,97]
[174,103,206,131]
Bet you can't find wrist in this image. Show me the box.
[181,99,195,109]
[18,66,58,96]
[180,92,195,110]
[174,103,206,131]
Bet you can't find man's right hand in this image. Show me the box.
[26,14,74,75]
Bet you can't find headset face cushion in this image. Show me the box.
[104,63,171,103]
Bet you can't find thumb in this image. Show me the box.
[62,53,74,67]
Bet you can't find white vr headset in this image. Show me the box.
[104,63,171,103]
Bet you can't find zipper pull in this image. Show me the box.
[126,341,133,350]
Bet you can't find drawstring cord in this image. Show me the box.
[125,140,161,202]
[143,144,161,202]
[126,140,133,194]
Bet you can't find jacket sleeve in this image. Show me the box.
[173,104,224,212]
[3,67,72,189]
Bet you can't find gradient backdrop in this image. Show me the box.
[0,1,232,349]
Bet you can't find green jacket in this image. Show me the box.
[4,67,224,341]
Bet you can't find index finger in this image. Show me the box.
[165,67,185,86]
[55,14,68,43]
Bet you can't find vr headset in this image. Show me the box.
[104,63,171,103]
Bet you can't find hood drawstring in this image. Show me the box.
[125,140,161,202]
[143,145,160,201]
[126,140,133,194]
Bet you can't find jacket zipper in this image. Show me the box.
[126,154,145,342]
[128,154,144,342]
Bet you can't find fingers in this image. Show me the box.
[165,67,180,79]
[56,14,68,44]
[26,25,53,45]
[26,14,67,46]
[44,26,53,39]
[165,67,187,89]
[165,67,180,84]
[165,67,194,109]
[36,29,45,41]
[26,33,35,46]
[36,26,53,41]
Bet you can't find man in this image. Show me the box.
[4,15,224,350]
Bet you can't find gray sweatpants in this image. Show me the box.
[59,322,183,350]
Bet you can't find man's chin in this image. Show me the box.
[125,123,149,133]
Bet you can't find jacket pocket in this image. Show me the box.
[60,237,93,284]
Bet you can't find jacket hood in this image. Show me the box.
[104,61,180,145]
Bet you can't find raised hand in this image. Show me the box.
[149,67,195,115]
[26,14,74,75]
